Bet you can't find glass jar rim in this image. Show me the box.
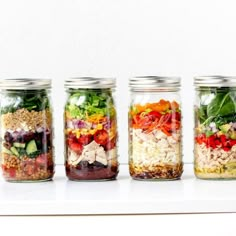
[0,78,51,90]
[194,76,236,87]
[65,77,116,89]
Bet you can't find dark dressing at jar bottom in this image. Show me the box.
[66,161,119,181]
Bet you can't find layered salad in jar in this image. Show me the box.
[195,88,236,179]
[1,90,54,182]
[129,99,183,180]
[65,89,119,180]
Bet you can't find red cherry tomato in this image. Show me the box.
[94,130,109,146]
[69,142,83,154]
[77,134,93,146]
[67,134,77,146]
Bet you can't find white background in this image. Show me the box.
[1,0,236,165]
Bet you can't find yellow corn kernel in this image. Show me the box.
[89,129,96,135]
[81,129,88,135]
[76,130,80,138]
[97,124,103,130]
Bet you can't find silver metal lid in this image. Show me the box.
[0,78,51,90]
[65,77,116,89]
[129,76,181,90]
[194,76,236,87]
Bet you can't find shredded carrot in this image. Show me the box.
[87,114,107,123]
[131,99,173,114]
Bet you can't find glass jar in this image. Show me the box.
[194,76,236,179]
[129,76,183,180]
[0,79,54,182]
[64,77,119,181]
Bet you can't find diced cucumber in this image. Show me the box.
[2,146,12,155]
[220,124,231,133]
[10,146,19,157]
[26,140,38,155]
[13,142,26,148]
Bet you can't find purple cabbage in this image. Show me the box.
[72,120,87,129]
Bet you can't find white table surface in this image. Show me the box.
[0,164,235,216]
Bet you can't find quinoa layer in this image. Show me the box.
[1,108,52,131]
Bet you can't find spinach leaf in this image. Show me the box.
[1,90,50,114]
[198,105,208,123]
[207,92,235,117]
[212,113,236,128]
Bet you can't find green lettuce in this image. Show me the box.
[66,89,115,119]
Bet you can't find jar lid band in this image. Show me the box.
[65,77,116,89]
[129,76,181,90]
[194,76,236,87]
[0,78,51,90]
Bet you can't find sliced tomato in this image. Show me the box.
[215,139,221,147]
[67,134,77,146]
[195,134,206,145]
[69,142,83,154]
[148,111,161,120]
[207,135,216,148]
[94,130,109,146]
[220,135,227,146]
[78,134,93,146]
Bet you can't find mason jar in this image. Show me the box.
[0,79,54,182]
[194,76,236,179]
[129,76,183,180]
[64,77,119,181]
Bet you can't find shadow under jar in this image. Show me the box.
[129,76,183,180]
[64,77,119,181]
[0,79,55,182]
[194,76,236,180]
